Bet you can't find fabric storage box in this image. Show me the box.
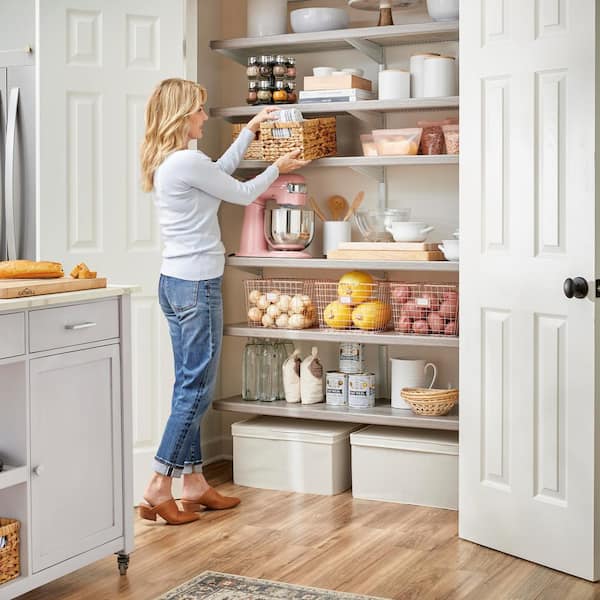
[350,426,458,509]
[232,417,362,495]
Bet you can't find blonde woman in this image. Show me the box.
[139,78,309,524]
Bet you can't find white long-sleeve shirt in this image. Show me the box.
[153,127,279,281]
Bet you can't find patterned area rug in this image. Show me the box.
[157,571,389,600]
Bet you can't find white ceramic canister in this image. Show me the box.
[323,221,351,257]
[326,371,349,406]
[378,69,410,101]
[247,0,288,37]
[339,342,365,374]
[348,373,376,409]
[389,358,437,409]
[409,52,440,98]
[423,55,457,98]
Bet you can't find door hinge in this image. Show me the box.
[182,39,187,58]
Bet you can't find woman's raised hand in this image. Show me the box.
[274,149,311,174]
[246,106,280,133]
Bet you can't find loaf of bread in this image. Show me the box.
[70,262,97,279]
[0,260,64,279]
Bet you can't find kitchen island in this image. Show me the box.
[0,285,136,600]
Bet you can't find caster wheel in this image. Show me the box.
[117,552,130,575]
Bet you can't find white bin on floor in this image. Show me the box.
[232,417,362,495]
[350,426,458,510]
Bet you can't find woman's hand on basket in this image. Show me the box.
[274,149,311,173]
[246,106,280,133]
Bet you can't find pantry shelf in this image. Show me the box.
[238,155,459,170]
[0,465,27,491]
[213,396,459,431]
[226,256,459,272]
[211,97,459,123]
[210,22,459,65]
[224,323,459,348]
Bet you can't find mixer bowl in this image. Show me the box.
[354,208,412,242]
[265,206,315,251]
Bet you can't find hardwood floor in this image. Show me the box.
[19,461,600,600]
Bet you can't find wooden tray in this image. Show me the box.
[337,242,440,251]
[0,277,107,299]
[327,249,445,261]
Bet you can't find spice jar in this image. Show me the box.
[273,55,287,79]
[258,55,274,79]
[285,79,297,103]
[286,57,296,78]
[246,56,259,79]
[273,80,288,104]
[246,80,259,105]
[257,80,273,104]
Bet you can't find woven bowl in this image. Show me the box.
[400,387,458,416]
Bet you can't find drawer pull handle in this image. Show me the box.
[65,321,97,331]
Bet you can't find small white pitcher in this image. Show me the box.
[390,358,437,409]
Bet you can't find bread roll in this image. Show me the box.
[0,260,64,279]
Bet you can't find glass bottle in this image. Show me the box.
[246,56,260,80]
[246,80,258,105]
[256,339,278,402]
[257,80,273,104]
[286,57,297,78]
[273,80,288,104]
[285,79,297,104]
[258,55,274,79]
[274,341,295,400]
[242,338,263,400]
[273,55,287,79]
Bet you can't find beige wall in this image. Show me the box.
[199,0,460,459]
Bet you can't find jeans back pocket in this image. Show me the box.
[166,277,199,311]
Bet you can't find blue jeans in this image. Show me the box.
[154,274,223,478]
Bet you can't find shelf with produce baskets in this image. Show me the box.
[210,21,458,65]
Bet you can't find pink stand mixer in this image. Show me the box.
[238,174,315,258]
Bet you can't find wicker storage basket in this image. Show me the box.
[0,518,20,585]
[231,124,264,160]
[400,387,458,416]
[260,117,336,160]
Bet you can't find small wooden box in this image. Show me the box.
[303,74,372,92]
[260,117,337,161]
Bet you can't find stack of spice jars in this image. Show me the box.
[247,55,297,105]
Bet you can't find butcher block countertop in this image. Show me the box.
[0,284,140,312]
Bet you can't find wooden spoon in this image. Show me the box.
[343,191,365,222]
[308,197,328,222]
[327,195,348,221]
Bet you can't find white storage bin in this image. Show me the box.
[232,417,362,495]
[350,426,458,509]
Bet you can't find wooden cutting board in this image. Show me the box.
[0,277,107,299]
[327,249,446,261]
[337,242,441,251]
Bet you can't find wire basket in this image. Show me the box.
[0,518,20,585]
[400,387,458,416]
[314,280,392,332]
[244,279,316,330]
[390,283,458,336]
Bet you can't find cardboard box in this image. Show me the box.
[303,74,372,92]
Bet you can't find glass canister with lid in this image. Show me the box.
[273,55,287,79]
[246,80,259,105]
[285,79,297,104]
[258,55,274,79]
[286,57,297,78]
[246,56,260,79]
[257,80,273,104]
[273,80,288,104]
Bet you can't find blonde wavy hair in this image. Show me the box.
[140,78,208,192]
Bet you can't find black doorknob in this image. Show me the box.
[564,277,589,299]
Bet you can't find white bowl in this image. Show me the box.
[439,239,459,260]
[313,66,335,77]
[385,221,435,242]
[342,67,364,77]
[290,8,350,33]
[426,0,459,21]
[331,70,346,76]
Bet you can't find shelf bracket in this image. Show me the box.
[214,48,248,66]
[350,165,385,183]
[345,38,385,67]
[347,110,383,129]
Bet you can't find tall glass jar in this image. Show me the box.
[257,80,273,104]
[274,341,294,400]
[258,55,274,79]
[246,56,260,79]
[273,55,287,79]
[242,338,263,400]
[256,339,278,402]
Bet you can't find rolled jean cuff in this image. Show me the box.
[182,462,203,474]
[153,457,184,478]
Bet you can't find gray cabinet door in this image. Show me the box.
[30,344,123,573]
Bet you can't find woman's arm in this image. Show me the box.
[215,106,280,174]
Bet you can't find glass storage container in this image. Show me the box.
[258,55,274,79]
[257,80,273,104]
[273,55,287,79]
[286,57,297,78]
[246,80,259,105]
[246,56,260,79]
[285,79,297,103]
[242,338,263,400]
[273,80,288,104]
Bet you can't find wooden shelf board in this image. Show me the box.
[210,22,459,62]
[214,396,459,431]
[238,155,459,170]
[224,323,459,347]
[0,465,27,491]
[226,255,459,272]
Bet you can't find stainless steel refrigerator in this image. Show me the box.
[0,59,35,262]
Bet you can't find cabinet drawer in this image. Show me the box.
[0,312,26,358]
[29,299,119,352]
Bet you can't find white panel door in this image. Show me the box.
[459,0,599,580]
[36,0,187,500]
